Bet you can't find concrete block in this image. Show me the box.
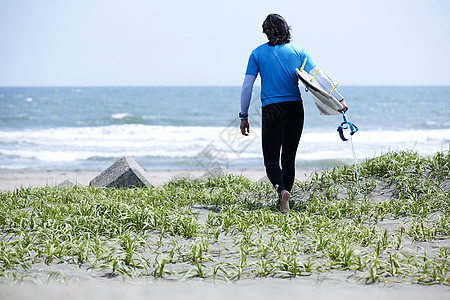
[57,179,77,187]
[198,166,227,180]
[89,156,151,188]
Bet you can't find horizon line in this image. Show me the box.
[1,84,450,88]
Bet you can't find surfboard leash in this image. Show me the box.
[337,112,360,194]
[337,113,359,141]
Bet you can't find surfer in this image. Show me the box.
[239,13,348,213]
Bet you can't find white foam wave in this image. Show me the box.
[111,113,132,119]
[0,125,448,166]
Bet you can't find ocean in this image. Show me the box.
[0,86,449,171]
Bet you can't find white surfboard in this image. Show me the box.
[296,68,342,115]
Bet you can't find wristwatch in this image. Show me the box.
[239,112,248,119]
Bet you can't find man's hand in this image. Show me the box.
[240,119,250,136]
[339,99,349,113]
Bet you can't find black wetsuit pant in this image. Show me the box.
[262,101,304,193]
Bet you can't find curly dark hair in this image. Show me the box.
[262,14,291,46]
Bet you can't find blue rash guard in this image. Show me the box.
[245,42,316,107]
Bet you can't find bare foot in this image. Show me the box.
[279,190,290,213]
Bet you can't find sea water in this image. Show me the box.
[0,86,449,170]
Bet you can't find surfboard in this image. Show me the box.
[296,68,342,115]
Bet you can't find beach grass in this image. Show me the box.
[0,150,448,285]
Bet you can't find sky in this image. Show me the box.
[0,0,449,86]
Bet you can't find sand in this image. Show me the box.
[0,169,316,191]
[0,278,449,300]
[0,168,448,299]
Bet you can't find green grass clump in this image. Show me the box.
[0,150,448,285]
